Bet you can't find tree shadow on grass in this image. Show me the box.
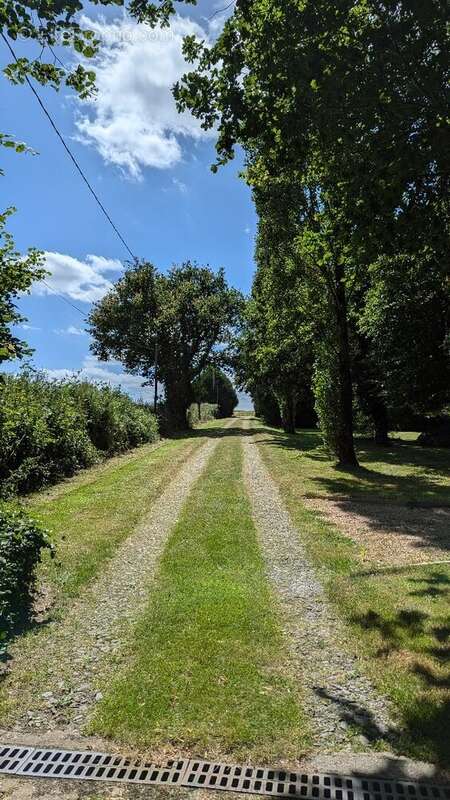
[357,438,450,477]
[167,421,257,442]
[346,600,450,766]
[314,684,450,769]
[409,573,450,600]
[252,426,450,506]
[0,598,54,680]
[353,608,429,657]
[308,469,450,506]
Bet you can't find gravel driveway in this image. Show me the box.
[241,423,396,754]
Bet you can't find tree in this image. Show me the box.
[193,366,238,418]
[360,249,450,418]
[160,0,447,465]
[89,261,241,430]
[1,0,109,99]
[0,208,46,363]
[233,171,318,435]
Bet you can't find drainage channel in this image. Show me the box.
[1,745,449,800]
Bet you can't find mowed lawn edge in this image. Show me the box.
[253,422,450,767]
[26,434,208,606]
[90,432,310,762]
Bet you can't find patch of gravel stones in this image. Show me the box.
[241,426,397,755]
[5,432,226,737]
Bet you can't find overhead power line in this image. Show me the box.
[208,1,236,21]
[40,279,88,319]
[1,32,137,262]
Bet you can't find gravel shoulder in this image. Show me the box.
[241,422,396,755]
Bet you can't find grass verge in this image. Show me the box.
[254,421,450,766]
[25,435,207,607]
[255,426,450,505]
[90,433,309,762]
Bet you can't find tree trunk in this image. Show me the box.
[165,378,192,431]
[372,400,390,445]
[334,263,359,467]
[279,391,297,434]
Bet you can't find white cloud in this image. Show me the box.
[237,390,254,411]
[19,323,41,331]
[75,15,212,180]
[34,252,122,303]
[205,1,235,37]
[54,325,87,336]
[172,177,188,193]
[45,355,151,400]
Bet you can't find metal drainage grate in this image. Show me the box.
[1,746,449,799]
[15,747,188,786]
[183,761,450,800]
[0,745,35,774]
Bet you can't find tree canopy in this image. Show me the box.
[193,366,238,419]
[141,0,449,460]
[89,261,242,429]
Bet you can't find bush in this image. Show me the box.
[0,505,53,639]
[0,370,159,497]
[187,403,218,426]
[70,382,158,454]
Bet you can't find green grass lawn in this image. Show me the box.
[255,425,450,505]
[254,421,450,766]
[25,435,207,607]
[90,433,309,762]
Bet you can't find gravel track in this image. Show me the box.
[241,423,396,754]
[3,431,226,737]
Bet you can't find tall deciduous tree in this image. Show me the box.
[235,181,315,435]
[89,261,241,430]
[147,0,448,464]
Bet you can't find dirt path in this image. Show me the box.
[1,430,227,740]
[241,422,396,754]
[303,498,450,566]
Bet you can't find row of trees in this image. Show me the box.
[2,0,448,460]
[142,0,449,465]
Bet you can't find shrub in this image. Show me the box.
[0,370,159,497]
[0,371,97,495]
[187,403,218,426]
[70,382,158,454]
[0,505,53,639]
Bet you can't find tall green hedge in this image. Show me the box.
[0,371,159,497]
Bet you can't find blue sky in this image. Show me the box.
[1,1,256,408]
